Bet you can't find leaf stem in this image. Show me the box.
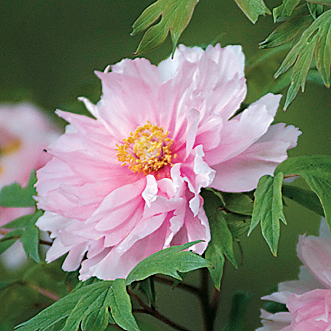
[0,227,53,246]
[128,288,190,331]
[153,275,200,296]
[27,282,61,301]
[198,268,222,331]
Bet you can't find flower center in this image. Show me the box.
[0,129,22,176]
[116,122,175,175]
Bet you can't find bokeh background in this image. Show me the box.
[0,0,330,330]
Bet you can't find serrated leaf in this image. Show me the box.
[110,279,140,331]
[62,287,111,331]
[0,171,37,207]
[16,281,113,331]
[126,241,211,286]
[132,0,198,55]
[202,189,237,289]
[273,0,301,22]
[2,211,43,262]
[259,6,313,48]
[233,0,271,23]
[282,184,324,216]
[275,155,331,227]
[248,173,286,256]
[274,9,331,109]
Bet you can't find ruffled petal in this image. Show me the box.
[297,235,331,289]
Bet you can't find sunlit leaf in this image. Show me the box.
[248,173,286,256]
[109,279,140,331]
[16,281,115,331]
[126,242,211,286]
[274,9,331,109]
[273,0,301,22]
[233,0,271,23]
[275,155,331,227]
[132,0,198,55]
[259,6,313,48]
[0,171,37,207]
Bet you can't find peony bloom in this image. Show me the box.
[257,218,331,331]
[0,103,59,226]
[0,103,59,269]
[35,44,300,281]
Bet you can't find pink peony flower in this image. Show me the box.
[0,103,59,270]
[0,103,59,226]
[257,218,331,331]
[35,44,300,281]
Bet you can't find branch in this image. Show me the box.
[128,289,190,331]
[153,275,200,296]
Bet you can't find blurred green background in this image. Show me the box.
[0,0,330,330]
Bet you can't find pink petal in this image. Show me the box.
[297,235,331,289]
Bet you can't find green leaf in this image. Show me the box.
[0,170,37,207]
[259,6,313,49]
[307,0,331,6]
[233,0,271,23]
[224,213,251,238]
[0,238,17,254]
[136,278,155,306]
[16,281,114,331]
[275,155,331,227]
[222,291,252,331]
[222,192,253,216]
[110,279,140,331]
[202,189,238,289]
[0,228,22,239]
[248,173,286,256]
[282,184,325,216]
[126,241,211,286]
[307,3,324,19]
[132,0,199,55]
[2,211,43,262]
[273,0,301,22]
[274,9,331,109]
[20,224,40,263]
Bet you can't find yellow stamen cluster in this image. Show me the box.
[0,138,21,176]
[0,138,21,155]
[116,122,174,175]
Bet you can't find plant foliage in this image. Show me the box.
[132,0,199,55]
[126,241,211,285]
[260,4,331,109]
[202,189,244,289]
[16,279,141,331]
[0,171,37,208]
[249,155,331,255]
[248,173,286,256]
[233,0,271,23]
